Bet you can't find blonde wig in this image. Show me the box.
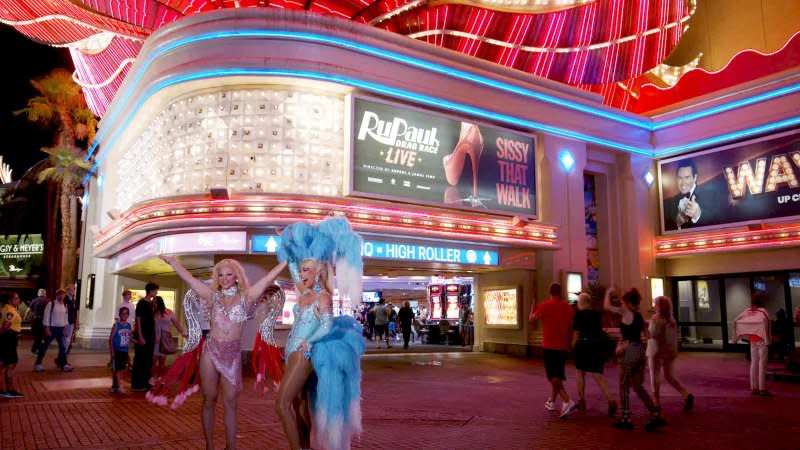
[210,258,250,292]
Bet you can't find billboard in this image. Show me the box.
[659,130,800,233]
[483,287,520,328]
[0,234,44,278]
[349,96,537,217]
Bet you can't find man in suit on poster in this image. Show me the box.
[665,159,720,231]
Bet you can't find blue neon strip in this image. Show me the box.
[87,28,800,175]
[653,82,800,130]
[84,67,655,179]
[253,235,499,265]
[654,115,800,157]
[87,29,653,158]
[155,31,653,128]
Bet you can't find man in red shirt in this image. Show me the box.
[530,283,576,418]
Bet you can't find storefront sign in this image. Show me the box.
[0,234,44,278]
[114,232,248,271]
[252,235,499,265]
[659,130,800,232]
[349,96,537,217]
[483,287,520,328]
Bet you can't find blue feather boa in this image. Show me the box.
[309,316,365,450]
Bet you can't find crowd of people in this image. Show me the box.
[528,282,798,431]
[358,299,473,350]
[0,217,797,449]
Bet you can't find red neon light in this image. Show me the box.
[656,237,800,255]
[93,197,558,251]
[656,224,800,245]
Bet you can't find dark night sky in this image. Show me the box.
[1,25,73,179]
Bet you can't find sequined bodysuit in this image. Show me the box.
[203,290,253,390]
[285,297,333,358]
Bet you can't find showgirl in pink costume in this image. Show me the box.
[157,255,286,450]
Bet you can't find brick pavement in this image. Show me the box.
[2,344,799,449]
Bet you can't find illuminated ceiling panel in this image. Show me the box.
[0,0,694,115]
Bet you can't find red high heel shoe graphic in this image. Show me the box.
[442,122,484,206]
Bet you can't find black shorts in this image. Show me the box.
[0,332,19,366]
[543,349,568,381]
[374,324,388,337]
[112,350,129,371]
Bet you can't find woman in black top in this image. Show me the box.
[572,293,616,416]
[604,287,662,431]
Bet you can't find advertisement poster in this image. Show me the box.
[0,234,44,279]
[351,96,537,217]
[659,130,800,232]
[696,280,710,311]
[483,288,519,327]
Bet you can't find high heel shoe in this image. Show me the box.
[442,123,483,195]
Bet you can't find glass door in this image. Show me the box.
[676,278,724,350]
[790,273,800,347]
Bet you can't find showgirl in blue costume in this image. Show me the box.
[275,216,365,450]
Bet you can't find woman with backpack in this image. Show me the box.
[647,296,694,412]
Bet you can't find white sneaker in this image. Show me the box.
[560,400,577,418]
[544,400,557,411]
[62,364,74,372]
[34,364,44,372]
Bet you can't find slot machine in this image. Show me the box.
[445,283,461,323]
[428,284,443,321]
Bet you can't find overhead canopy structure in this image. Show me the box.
[0,0,695,115]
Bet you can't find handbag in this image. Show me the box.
[159,329,177,355]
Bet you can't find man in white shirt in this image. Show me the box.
[34,289,73,372]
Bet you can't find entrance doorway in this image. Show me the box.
[673,270,800,351]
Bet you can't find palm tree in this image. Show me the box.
[15,68,97,286]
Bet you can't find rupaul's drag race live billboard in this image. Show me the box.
[349,96,537,218]
[659,130,800,233]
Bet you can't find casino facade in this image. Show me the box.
[1,1,799,352]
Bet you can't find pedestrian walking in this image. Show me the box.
[572,292,616,416]
[28,289,49,355]
[0,291,24,398]
[398,301,415,349]
[373,298,391,349]
[733,293,773,396]
[109,306,133,394]
[35,289,72,372]
[64,284,79,353]
[529,283,577,419]
[604,287,664,431]
[647,295,694,412]
[131,282,158,391]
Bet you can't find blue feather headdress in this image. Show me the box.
[277,216,363,306]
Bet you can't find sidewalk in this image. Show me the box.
[2,344,798,449]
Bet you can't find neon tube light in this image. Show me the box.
[654,115,800,157]
[88,28,653,159]
[85,66,655,180]
[86,29,800,171]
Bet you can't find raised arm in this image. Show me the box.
[160,255,215,300]
[303,292,334,349]
[246,261,287,303]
